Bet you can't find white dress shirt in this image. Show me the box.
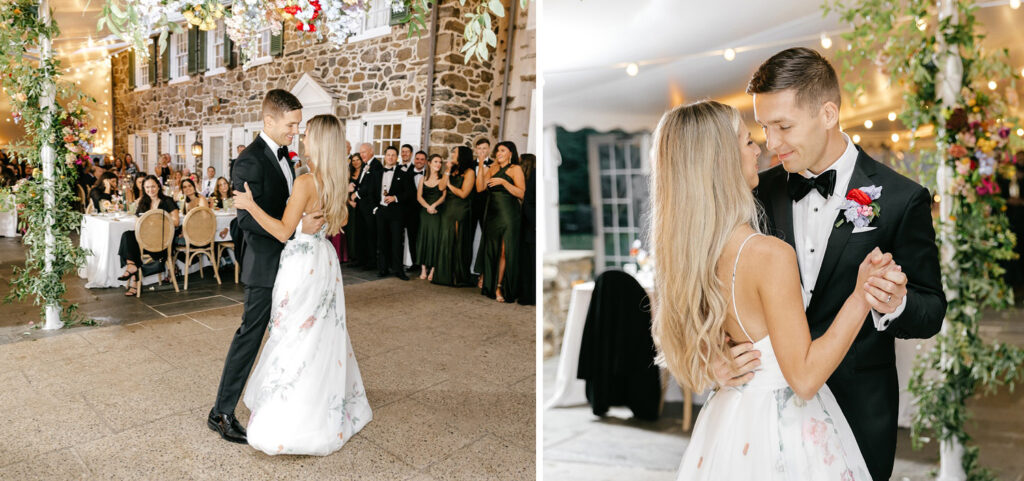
[259,131,294,194]
[791,133,905,330]
[379,167,396,207]
[201,178,216,197]
[412,167,424,189]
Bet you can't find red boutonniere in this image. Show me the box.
[835,185,882,228]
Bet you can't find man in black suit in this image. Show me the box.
[470,138,493,275]
[354,142,382,270]
[402,150,427,271]
[399,143,414,171]
[359,145,410,280]
[719,48,945,481]
[208,89,324,444]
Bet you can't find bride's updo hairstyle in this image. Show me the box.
[649,100,762,392]
[304,114,349,236]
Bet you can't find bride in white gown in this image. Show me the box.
[232,114,371,456]
[648,101,893,480]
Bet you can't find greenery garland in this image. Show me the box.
[824,1,1024,479]
[100,0,529,66]
[0,0,93,326]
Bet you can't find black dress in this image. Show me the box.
[518,170,536,305]
[345,171,364,264]
[432,173,473,286]
[117,196,179,268]
[474,164,522,301]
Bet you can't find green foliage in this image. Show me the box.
[0,0,92,326]
[826,0,1024,477]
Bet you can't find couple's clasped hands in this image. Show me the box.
[233,182,325,235]
[714,247,908,388]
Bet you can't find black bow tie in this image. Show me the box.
[383,167,394,172]
[276,146,289,161]
[787,170,836,201]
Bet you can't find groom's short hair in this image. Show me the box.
[747,47,841,112]
[262,89,303,119]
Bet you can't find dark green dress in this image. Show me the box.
[432,173,473,287]
[416,181,445,267]
[475,164,521,302]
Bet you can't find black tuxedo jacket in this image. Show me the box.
[754,146,946,480]
[358,165,409,221]
[356,157,384,216]
[231,136,294,288]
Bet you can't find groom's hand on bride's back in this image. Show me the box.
[300,211,325,234]
[713,336,761,388]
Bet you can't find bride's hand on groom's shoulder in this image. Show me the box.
[233,182,255,211]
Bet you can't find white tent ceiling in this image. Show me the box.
[543,0,1024,142]
[1,0,120,152]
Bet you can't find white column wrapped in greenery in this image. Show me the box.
[38,0,62,330]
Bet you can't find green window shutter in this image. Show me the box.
[187,27,198,75]
[270,25,284,57]
[224,33,236,68]
[390,4,409,26]
[160,37,170,82]
[198,29,208,72]
[148,40,157,84]
[127,49,135,87]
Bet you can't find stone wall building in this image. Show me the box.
[110,0,535,177]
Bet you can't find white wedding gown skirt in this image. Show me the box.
[676,337,871,480]
[244,222,372,456]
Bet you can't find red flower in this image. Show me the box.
[283,5,300,15]
[288,151,298,159]
[846,188,872,206]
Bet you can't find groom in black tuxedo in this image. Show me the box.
[208,89,324,443]
[359,145,410,280]
[354,142,383,270]
[724,48,945,480]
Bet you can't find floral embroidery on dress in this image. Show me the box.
[300,315,316,329]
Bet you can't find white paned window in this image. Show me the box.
[349,0,391,41]
[209,20,225,70]
[170,132,187,172]
[171,32,188,80]
[258,29,271,58]
[370,122,402,158]
[136,134,149,169]
[135,53,149,88]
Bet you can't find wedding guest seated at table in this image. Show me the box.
[89,172,119,213]
[167,170,183,195]
[111,156,125,178]
[157,153,172,184]
[201,166,217,196]
[127,173,146,204]
[124,153,138,177]
[116,175,181,296]
[182,167,197,184]
[209,176,233,209]
[180,177,208,215]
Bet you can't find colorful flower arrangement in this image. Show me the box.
[944,88,1018,206]
[183,0,226,30]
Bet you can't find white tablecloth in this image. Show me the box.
[0,208,18,237]
[78,210,235,289]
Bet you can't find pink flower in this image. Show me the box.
[948,144,968,158]
[300,316,315,329]
[841,469,855,481]
[802,418,827,446]
[857,205,873,218]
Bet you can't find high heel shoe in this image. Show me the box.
[495,283,505,303]
[117,266,138,281]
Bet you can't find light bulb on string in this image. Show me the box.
[852,134,861,143]
[1018,128,1024,137]
[864,120,873,129]
[988,80,997,90]
[888,112,897,121]
[820,33,832,49]
[724,48,736,61]
[625,63,639,77]
[1012,0,1021,9]
[891,133,900,143]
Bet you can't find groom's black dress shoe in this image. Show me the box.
[395,272,409,281]
[207,410,247,444]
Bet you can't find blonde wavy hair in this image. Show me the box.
[304,114,349,236]
[649,100,762,392]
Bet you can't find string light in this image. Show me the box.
[625,63,639,77]
[891,133,900,142]
[1018,128,1024,137]
[852,134,861,143]
[888,112,897,121]
[864,120,874,129]
[916,18,927,31]
[1012,0,1021,9]
[723,48,736,61]
[988,80,997,90]
[820,33,832,49]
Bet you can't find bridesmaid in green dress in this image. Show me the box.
[345,153,365,265]
[416,154,447,280]
[474,141,526,302]
[432,146,476,287]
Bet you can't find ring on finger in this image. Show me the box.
[886,294,892,303]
